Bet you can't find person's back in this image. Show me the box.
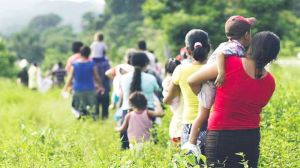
[90,41,107,58]
[121,72,159,110]
[90,32,107,59]
[65,41,84,74]
[172,64,202,124]
[18,68,28,86]
[209,57,275,130]
[53,62,66,86]
[73,61,95,92]
[28,64,40,89]
[127,109,152,143]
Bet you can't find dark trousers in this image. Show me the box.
[205,128,260,168]
[95,94,110,120]
[120,110,129,149]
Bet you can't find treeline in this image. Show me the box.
[1,0,300,77]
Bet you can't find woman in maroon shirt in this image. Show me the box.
[188,31,280,167]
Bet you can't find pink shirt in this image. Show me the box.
[127,110,152,143]
[65,53,81,74]
[208,57,275,130]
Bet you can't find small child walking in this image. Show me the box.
[162,58,183,144]
[115,92,164,149]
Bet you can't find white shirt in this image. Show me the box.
[90,41,107,58]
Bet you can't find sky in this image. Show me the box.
[0,0,105,34]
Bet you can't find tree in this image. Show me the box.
[10,29,45,63]
[0,38,17,77]
[28,13,62,32]
[143,0,300,56]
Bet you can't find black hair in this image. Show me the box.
[58,61,63,68]
[227,29,250,40]
[80,46,91,58]
[138,40,147,50]
[129,91,147,110]
[165,58,181,74]
[185,29,210,62]
[129,51,150,93]
[250,31,280,79]
[125,48,136,64]
[72,41,83,53]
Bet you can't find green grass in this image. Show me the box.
[0,65,299,167]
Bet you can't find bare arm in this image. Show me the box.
[105,67,116,80]
[188,63,218,95]
[148,98,164,117]
[215,53,226,87]
[189,107,210,144]
[163,82,180,104]
[63,66,74,92]
[115,113,130,132]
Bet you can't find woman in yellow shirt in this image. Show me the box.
[163,29,210,151]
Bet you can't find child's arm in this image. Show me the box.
[148,98,164,117]
[215,52,225,87]
[93,66,105,95]
[105,67,116,79]
[163,82,180,104]
[115,113,130,132]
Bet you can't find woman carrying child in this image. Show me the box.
[188,31,280,168]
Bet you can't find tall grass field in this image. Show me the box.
[0,64,299,167]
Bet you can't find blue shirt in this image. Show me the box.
[72,61,95,91]
[120,72,160,110]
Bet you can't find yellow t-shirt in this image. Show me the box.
[172,64,202,124]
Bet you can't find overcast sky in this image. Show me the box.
[0,0,105,34]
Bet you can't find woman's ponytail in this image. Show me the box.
[250,31,280,79]
[130,67,142,93]
[129,51,149,93]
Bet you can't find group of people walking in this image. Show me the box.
[18,15,281,168]
[162,15,280,168]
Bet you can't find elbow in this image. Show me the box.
[188,80,199,95]
[163,97,171,105]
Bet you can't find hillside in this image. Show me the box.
[0,0,105,35]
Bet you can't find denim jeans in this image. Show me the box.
[181,124,207,149]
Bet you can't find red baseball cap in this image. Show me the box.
[225,15,256,39]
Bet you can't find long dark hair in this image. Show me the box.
[129,51,149,93]
[185,29,210,62]
[250,31,280,79]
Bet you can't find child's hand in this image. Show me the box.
[215,72,225,87]
[114,126,120,132]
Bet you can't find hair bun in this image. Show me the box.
[194,42,203,49]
